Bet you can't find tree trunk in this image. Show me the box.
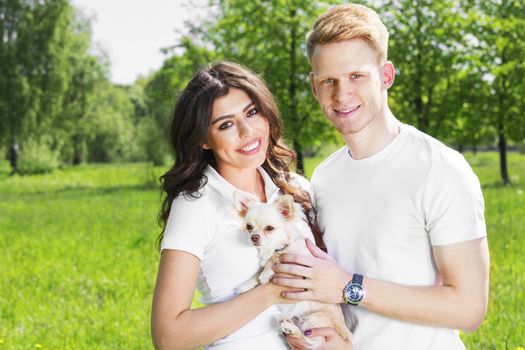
[498,127,509,185]
[289,8,303,175]
[73,134,83,165]
[9,139,19,175]
[295,141,304,175]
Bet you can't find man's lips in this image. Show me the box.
[334,105,360,117]
[237,138,262,155]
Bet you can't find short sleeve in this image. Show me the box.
[160,194,213,259]
[423,152,486,246]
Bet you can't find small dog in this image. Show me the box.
[234,192,353,349]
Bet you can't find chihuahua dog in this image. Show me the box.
[234,192,353,349]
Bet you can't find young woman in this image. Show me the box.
[151,61,322,350]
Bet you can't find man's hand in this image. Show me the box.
[286,328,353,350]
[272,239,352,303]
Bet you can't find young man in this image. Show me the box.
[273,4,489,350]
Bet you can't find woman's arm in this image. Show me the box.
[151,249,293,350]
[273,238,489,332]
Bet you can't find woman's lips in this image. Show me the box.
[237,138,262,155]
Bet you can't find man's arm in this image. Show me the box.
[273,237,489,331]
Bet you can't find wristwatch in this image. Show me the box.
[342,273,365,306]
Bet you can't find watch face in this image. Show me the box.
[345,283,364,304]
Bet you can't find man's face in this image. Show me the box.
[310,39,393,137]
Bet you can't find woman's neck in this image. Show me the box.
[216,165,267,202]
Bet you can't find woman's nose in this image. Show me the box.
[238,120,253,139]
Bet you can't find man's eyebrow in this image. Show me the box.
[211,101,255,125]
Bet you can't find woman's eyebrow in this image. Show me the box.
[211,101,255,124]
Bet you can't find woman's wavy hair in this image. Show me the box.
[157,61,324,250]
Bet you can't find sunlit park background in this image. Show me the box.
[1,0,524,349]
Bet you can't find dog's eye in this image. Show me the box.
[246,223,254,232]
[265,225,274,232]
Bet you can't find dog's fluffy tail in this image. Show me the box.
[342,304,358,333]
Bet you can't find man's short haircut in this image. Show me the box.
[306,3,389,63]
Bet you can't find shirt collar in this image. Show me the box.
[204,165,281,203]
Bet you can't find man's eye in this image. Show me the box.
[219,121,233,130]
[247,108,258,117]
[246,223,254,232]
[323,78,335,85]
[350,74,362,79]
[265,225,274,232]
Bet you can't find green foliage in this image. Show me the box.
[135,117,169,166]
[142,38,216,165]
[380,0,472,140]
[0,1,140,169]
[17,138,60,175]
[0,0,72,149]
[86,84,136,163]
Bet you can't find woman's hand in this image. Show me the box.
[286,327,353,350]
[258,279,305,305]
[272,239,352,304]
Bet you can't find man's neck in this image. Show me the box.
[343,109,401,160]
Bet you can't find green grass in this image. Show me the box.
[0,152,524,349]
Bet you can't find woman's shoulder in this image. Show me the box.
[285,171,313,194]
[170,184,215,212]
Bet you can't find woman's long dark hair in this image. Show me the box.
[157,61,324,250]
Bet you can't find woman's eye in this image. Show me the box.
[247,108,258,117]
[219,121,233,130]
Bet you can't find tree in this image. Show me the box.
[463,0,525,184]
[380,0,472,141]
[0,0,72,169]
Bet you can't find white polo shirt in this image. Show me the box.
[162,165,313,349]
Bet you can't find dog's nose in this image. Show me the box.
[251,234,260,243]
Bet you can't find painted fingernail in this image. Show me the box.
[304,329,312,336]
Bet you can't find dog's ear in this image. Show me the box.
[275,194,295,221]
[233,191,255,218]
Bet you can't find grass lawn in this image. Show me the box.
[0,152,523,349]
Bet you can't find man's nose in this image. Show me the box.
[333,80,354,103]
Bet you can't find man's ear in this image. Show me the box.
[309,72,318,98]
[233,191,255,218]
[275,194,295,221]
[381,61,395,89]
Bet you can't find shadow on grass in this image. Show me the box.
[482,181,522,190]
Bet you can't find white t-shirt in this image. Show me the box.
[311,124,486,350]
[161,165,313,350]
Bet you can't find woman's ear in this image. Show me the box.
[202,140,211,150]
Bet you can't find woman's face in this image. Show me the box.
[203,88,270,177]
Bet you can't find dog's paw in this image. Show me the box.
[279,318,302,337]
[259,271,274,284]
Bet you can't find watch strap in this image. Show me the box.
[352,273,363,286]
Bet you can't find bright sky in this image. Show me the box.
[71,0,208,85]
